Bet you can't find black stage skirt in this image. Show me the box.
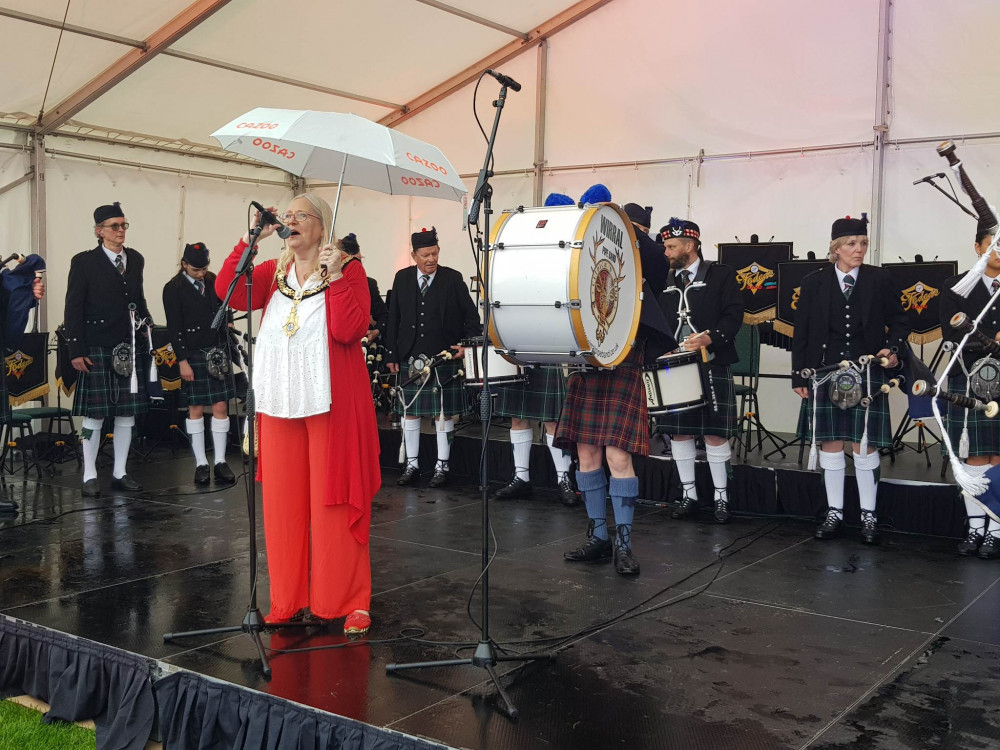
[0,375,10,424]
[393,360,468,418]
[492,366,567,422]
[71,345,150,418]
[943,373,1000,457]
[652,365,738,438]
[181,349,237,407]
[796,366,893,447]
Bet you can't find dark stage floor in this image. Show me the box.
[1,436,998,750]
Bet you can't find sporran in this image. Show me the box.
[830,368,863,410]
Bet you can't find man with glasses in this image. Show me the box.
[65,202,153,497]
[162,242,237,486]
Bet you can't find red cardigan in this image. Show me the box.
[216,240,381,544]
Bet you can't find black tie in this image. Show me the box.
[194,279,204,296]
[679,270,691,288]
[420,274,430,296]
[114,255,124,275]
[843,274,854,299]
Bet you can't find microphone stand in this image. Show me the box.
[916,177,979,219]
[385,81,554,719]
[162,221,308,678]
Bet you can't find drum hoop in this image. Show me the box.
[649,350,701,369]
[485,210,517,358]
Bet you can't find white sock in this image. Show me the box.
[81,417,103,482]
[113,416,135,479]
[511,428,532,481]
[819,449,846,513]
[211,417,230,463]
[546,432,572,480]
[671,438,698,498]
[705,442,731,503]
[403,419,421,469]
[187,418,208,466]
[435,418,454,471]
[965,464,991,531]
[989,516,1000,534]
[853,450,880,513]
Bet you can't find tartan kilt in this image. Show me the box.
[393,360,468,418]
[0,374,10,424]
[492,366,567,422]
[555,364,649,455]
[71,345,150,418]
[181,349,237,407]
[795,366,893,447]
[943,373,1000,457]
[652,365,738,438]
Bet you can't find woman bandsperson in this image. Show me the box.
[215,193,381,636]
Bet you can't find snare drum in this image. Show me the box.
[641,351,705,415]
[486,203,642,368]
[462,337,526,387]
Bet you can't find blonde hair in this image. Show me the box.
[828,235,867,262]
[274,193,334,280]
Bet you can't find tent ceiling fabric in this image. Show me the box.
[0,0,584,147]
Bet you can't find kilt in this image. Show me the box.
[492,366,567,422]
[795,366,892,447]
[393,360,468,418]
[943,373,1000,457]
[181,348,237,407]
[652,365,738,438]
[71,345,150,418]
[555,363,649,455]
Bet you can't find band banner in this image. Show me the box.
[717,242,793,324]
[152,325,181,392]
[6,332,50,405]
[882,262,957,345]
[54,326,77,397]
[774,260,828,337]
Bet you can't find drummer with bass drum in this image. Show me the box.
[652,218,744,523]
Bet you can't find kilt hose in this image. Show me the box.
[943,373,1000,457]
[181,348,237,407]
[796,366,893,448]
[392,360,468,418]
[71,345,150,419]
[555,362,649,455]
[492,366,567,422]
[652,364,738,438]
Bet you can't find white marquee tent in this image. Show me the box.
[3,0,1000,431]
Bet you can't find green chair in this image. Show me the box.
[730,323,789,461]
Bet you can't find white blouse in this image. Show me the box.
[255,271,332,418]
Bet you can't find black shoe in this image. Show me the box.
[672,486,698,519]
[564,521,613,563]
[815,509,844,540]
[979,532,1000,559]
[958,528,985,556]
[429,468,449,488]
[110,475,142,492]
[194,465,211,485]
[0,500,18,513]
[860,511,880,545]
[214,462,236,483]
[397,465,419,486]
[714,496,731,524]
[558,474,579,507]
[82,478,100,497]
[495,477,531,500]
[613,526,640,575]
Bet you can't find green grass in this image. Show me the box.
[0,700,96,750]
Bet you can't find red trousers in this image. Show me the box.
[260,412,371,620]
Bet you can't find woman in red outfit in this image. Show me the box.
[216,194,381,636]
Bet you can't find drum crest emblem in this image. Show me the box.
[735,262,776,294]
[4,350,33,380]
[900,282,938,314]
[590,236,626,345]
[155,343,177,368]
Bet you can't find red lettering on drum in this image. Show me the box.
[536,220,548,228]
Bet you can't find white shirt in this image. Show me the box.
[678,258,701,283]
[416,269,437,290]
[255,271,332,418]
[102,245,125,271]
[982,273,1000,294]
[834,265,859,292]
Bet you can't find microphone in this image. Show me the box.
[912,172,946,185]
[485,69,522,92]
[250,201,292,239]
[0,253,25,266]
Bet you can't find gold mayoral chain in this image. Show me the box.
[275,272,328,337]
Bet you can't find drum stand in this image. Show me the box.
[386,77,555,719]
[888,342,946,474]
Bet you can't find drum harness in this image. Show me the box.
[661,275,720,414]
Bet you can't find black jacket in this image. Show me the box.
[368,277,389,334]
[162,272,228,361]
[385,265,480,364]
[64,245,152,360]
[656,261,744,365]
[939,273,1000,370]
[791,263,909,388]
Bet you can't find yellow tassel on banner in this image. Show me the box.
[742,308,776,325]
[907,328,943,346]
[8,384,51,407]
[772,320,794,337]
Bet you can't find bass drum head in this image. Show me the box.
[570,203,642,367]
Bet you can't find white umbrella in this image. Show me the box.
[211,107,466,240]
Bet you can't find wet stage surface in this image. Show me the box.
[1,444,999,750]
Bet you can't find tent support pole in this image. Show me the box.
[870,0,893,265]
[532,40,548,207]
[29,135,47,333]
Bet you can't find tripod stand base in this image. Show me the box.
[386,640,555,720]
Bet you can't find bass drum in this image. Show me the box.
[486,203,642,369]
